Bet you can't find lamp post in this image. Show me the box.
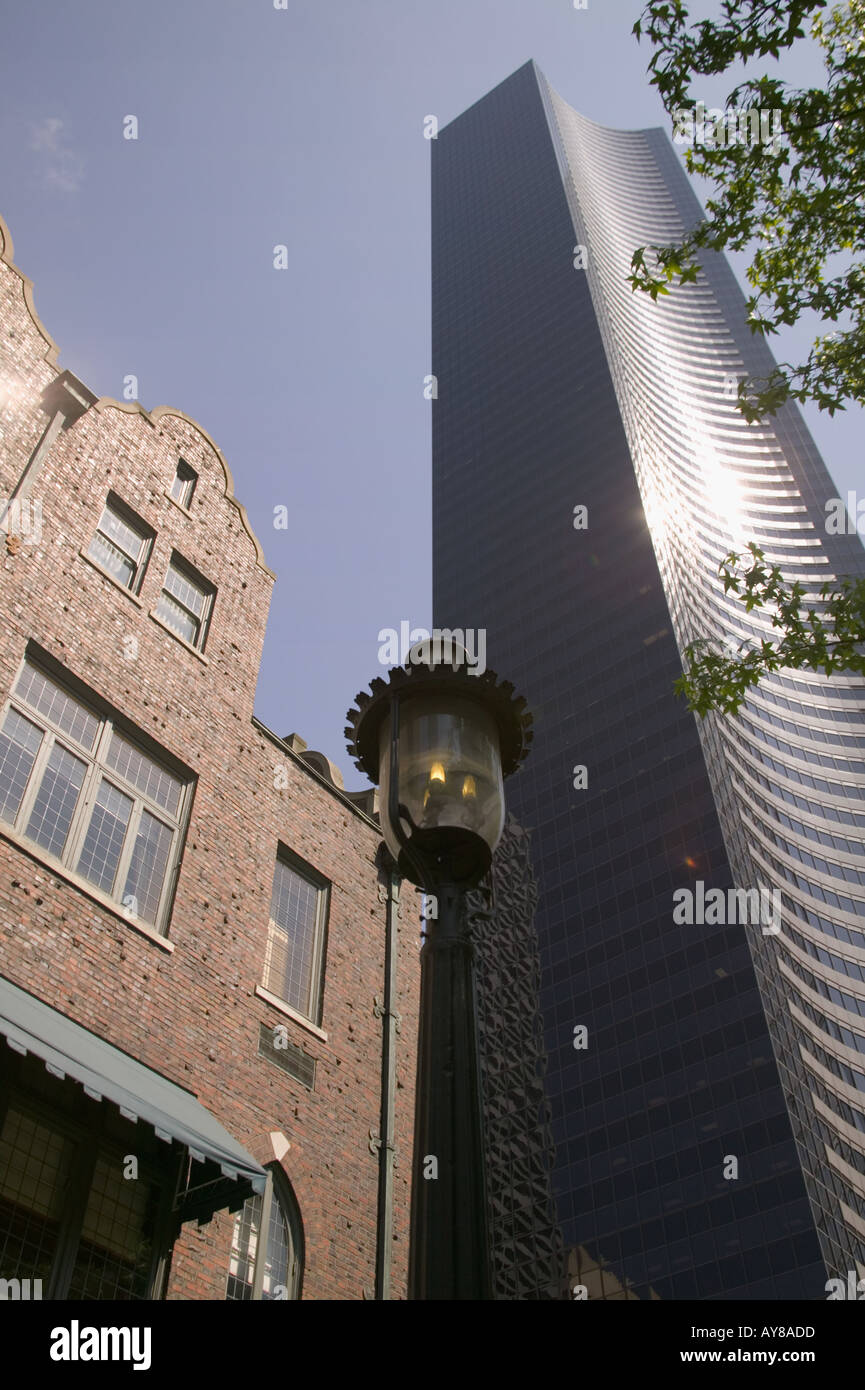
[345,640,532,1300]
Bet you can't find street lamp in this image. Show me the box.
[345,640,532,1299]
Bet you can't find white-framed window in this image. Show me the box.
[169,459,197,509]
[0,658,190,933]
[262,852,329,1023]
[88,495,153,592]
[155,554,214,651]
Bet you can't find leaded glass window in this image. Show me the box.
[0,658,189,932]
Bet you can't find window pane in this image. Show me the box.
[261,1194,291,1299]
[122,810,173,923]
[25,742,86,858]
[88,532,136,588]
[226,1189,292,1301]
[264,861,320,1014]
[0,1108,75,1287]
[0,708,42,823]
[155,592,199,646]
[226,1195,259,1300]
[106,732,182,815]
[271,860,319,934]
[66,1155,160,1301]
[164,564,205,618]
[97,506,143,562]
[169,465,195,507]
[14,664,99,749]
[77,780,133,894]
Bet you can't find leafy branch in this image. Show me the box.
[631,0,865,419]
[676,542,865,714]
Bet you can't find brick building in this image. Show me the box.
[0,212,420,1300]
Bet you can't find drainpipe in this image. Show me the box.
[372,850,402,1299]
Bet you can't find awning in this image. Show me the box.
[0,975,267,1218]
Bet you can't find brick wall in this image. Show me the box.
[0,212,418,1300]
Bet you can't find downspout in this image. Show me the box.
[373,850,402,1300]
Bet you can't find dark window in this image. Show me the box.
[0,1101,166,1300]
[169,459,197,509]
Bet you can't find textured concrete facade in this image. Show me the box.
[470,815,567,1299]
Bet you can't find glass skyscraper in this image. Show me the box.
[432,60,865,1299]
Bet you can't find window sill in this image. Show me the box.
[148,610,209,663]
[0,822,175,952]
[164,490,194,518]
[78,549,144,606]
[254,985,327,1042]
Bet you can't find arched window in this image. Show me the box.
[225,1166,303,1300]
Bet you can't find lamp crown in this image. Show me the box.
[345,650,533,785]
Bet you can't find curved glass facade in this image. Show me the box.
[433,59,865,1295]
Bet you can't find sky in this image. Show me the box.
[1,0,861,789]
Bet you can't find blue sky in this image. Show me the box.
[1,1,860,788]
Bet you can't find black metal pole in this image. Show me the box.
[346,655,531,1301]
[408,876,492,1300]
